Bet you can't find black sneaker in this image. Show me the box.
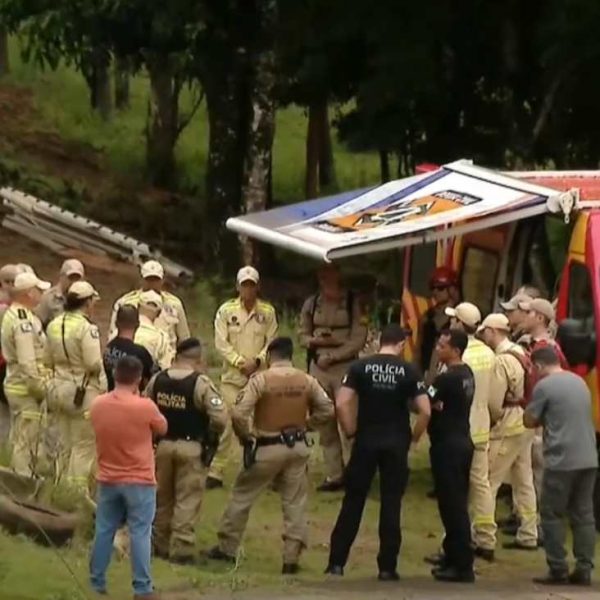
[532,571,568,585]
[432,566,475,583]
[206,546,235,563]
[206,477,224,490]
[317,479,344,492]
[324,565,344,576]
[502,540,538,551]
[378,571,400,581]
[282,563,299,575]
[424,552,446,566]
[473,547,495,562]
[568,570,592,586]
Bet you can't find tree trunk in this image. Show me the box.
[0,29,9,76]
[114,54,130,110]
[88,47,112,120]
[379,148,390,183]
[146,54,179,188]
[317,101,336,191]
[305,103,320,199]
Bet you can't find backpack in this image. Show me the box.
[500,349,535,408]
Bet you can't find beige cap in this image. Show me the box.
[139,290,163,308]
[500,293,532,312]
[13,272,51,293]
[0,264,18,283]
[15,263,34,274]
[237,266,260,285]
[61,258,85,277]
[478,313,511,332]
[445,302,481,328]
[140,260,164,280]
[519,298,555,321]
[68,281,99,300]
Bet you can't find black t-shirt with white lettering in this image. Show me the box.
[427,364,474,445]
[342,354,425,440]
[103,337,156,391]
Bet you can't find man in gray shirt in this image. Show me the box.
[525,346,598,586]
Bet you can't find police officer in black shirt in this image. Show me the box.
[326,324,430,580]
[427,329,475,583]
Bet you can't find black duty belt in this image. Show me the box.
[256,429,311,449]
[161,434,202,442]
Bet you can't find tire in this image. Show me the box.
[0,494,78,546]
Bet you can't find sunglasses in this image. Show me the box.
[431,285,449,291]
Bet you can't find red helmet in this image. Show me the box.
[429,266,458,289]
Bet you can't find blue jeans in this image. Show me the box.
[90,483,156,596]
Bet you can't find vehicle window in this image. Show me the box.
[462,246,499,315]
[568,262,595,332]
[409,243,437,297]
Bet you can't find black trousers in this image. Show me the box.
[328,437,409,572]
[430,436,474,572]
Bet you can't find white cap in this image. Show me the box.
[139,290,163,308]
[13,272,51,293]
[237,266,260,285]
[61,258,85,277]
[477,313,511,333]
[140,260,164,280]
[15,263,34,274]
[445,302,482,328]
[68,281,99,300]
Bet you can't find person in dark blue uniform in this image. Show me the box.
[325,324,430,580]
[427,329,475,582]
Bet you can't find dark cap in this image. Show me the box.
[176,337,202,355]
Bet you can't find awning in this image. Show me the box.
[226,159,579,262]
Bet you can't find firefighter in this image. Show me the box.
[1,271,50,476]
[146,338,227,565]
[109,260,190,351]
[445,302,497,561]
[501,293,533,345]
[478,313,537,551]
[36,259,85,329]
[134,291,174,370]
[207,336,334,573]
[208,266,278,489]
[416,267,458,384]
[45,281,107,488]
[299,264,367,492]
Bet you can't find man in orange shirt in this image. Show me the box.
[89,356,167,600]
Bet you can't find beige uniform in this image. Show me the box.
[463,335,497,551]
[109,289,190,350]
[1,303,48,476]
[210,298,278,481]
[36,286,66,329]
[147,368,227,560]
[0,299,11,444]
[134,315,174,370]
[299,292,367,482]
[45,311,107,488]
[478,339,537,548]
[217,361,334,564]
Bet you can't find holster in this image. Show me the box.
[200,430,220,468]
[306,348,317,373]
[243,438,258,470]
[74,374,90,408]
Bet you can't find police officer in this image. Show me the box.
[45,281,107,488]
[501,293,534,345]
[134,290,173,370]
[299,264,367,492]
[426,329,475,583]
[109,260,190,351]
[208,266,278,489]
[36,259,85,329]
[208,336,334,573]
[146,338,227,565]
[445,301,496,561]
[478,314,537,551]
[1,271,50,476]
[326,324,430,580]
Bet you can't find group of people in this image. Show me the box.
[0,257,597,599]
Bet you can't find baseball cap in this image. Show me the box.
[139,290,163,308]
[519,298,555,321]
[445,302,481,328]
[0,264,18,284]
[13,272,51,293]
[477,313,511,332]
[60,259,85,277]
[501,293,532,312]
[237,266,260,285]
[15,263,34,274]
[68,281,99,300]
[140,260,164,280]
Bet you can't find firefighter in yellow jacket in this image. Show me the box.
[1,271,50,476]
[45,281,107,488]
[134,290,174,370]
[109,260,190,350]
[445,302,496,561]
[478,314,537,551]
[207,266,278,489]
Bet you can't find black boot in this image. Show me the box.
[206,546,235,563]
[432,566,475,583]
[282,563,299,575]
[324,565,344,576]
[532,570,568,585]
[568,570,592,586]
[205,476,224,490]
[378,571,400,581]
[473,546,495,562]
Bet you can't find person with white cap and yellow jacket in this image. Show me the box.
[207,266,278,489]
[45,281,107,488]
[134,290,173,370]
[445,301,497,561]
[477,313,537,552]
[1,270,50,476]
[109,260,190,350]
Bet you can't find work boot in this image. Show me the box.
[324,565,344,576]
[317,479,344,493]
[423,552,446,567]
[502,540,538,551]
[532,570,569,585]
[205,476,224,490]
[206,546,235,563]
[282,563,299,575]
[378,571,400,581]
[568,570,592,586]
[473,547,495,562]
[432,566,475,583]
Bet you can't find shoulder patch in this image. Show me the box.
[210,396,223,407]
[20,322,33,333]
[17,309,27,320]
[89,326,100,339]
[257,300,275,313]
